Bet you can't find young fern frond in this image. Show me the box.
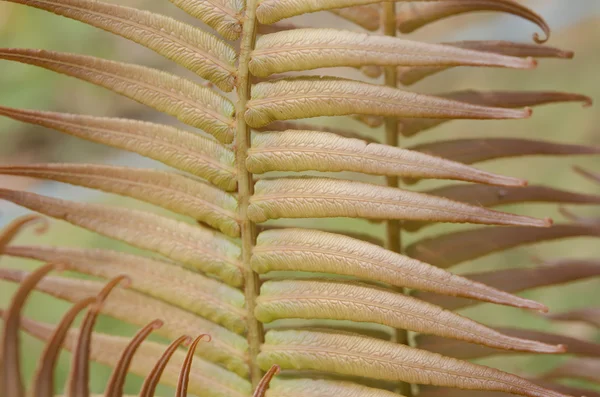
[0,1,598,397]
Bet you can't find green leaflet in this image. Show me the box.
[266,378,399,397]
[168,0,244,40]
[0,189,244,285]
[0,49,236,143]
[248,177,550,227]
[4,245,246,332]
[250,28,533,76]
[259,330,569,397]
[246,77,531,128]
[249,130,525,187]
[256,279,561,352]
[0,163,240,237]
[0,106,237,190]
[253,228,546,311]
[5,0,238,91]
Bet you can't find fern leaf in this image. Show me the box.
[3,0,237,91]
[0,213,48,248]
[0,163,240,237]
[256,279,562,352]
[548,308,600,328]
[404,184,600,231]
[19,316,252,397]
[248,177,551,227]
[246,78,531,128]
[419,383,600,397]
[409,137,600,165]
[1,263,57,397]
[398,40,573,85]
[406,223,600,268]
[396,0,550,43]
[416,258,600,310]
[168,0,243,40]
[248,131,525,187]
[3,244,245,331]
[0,106,237,190]
[418,328,600,360]
[250,28,534,77]
[267,378,404,397]
[399,90,591,137]
[0,269,249,374]
[0,49,236,142]
[0,189,243,285]
[542,358,600,383]
[329,5,380,31]
[258,330,570,397]
[253,228,546,311]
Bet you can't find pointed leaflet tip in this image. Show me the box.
[105,319,163,397]
[1,263,57,397]
[0,214,49,249]
[33,297,96,397]
[68,275,129,397]
[176,334,212,397]
[139,335,192,397]
[253,365,280,397]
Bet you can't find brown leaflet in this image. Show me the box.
[68,276,130,397]
[0,214,49,249]
[253,365,281,397]
[542,358,600,384]
[104,320,163,397]
[399,90,592,137]
[419,382,600,397]
[33,297,96,397]
[396,0,550,43]
[398,40,573,86]
[139,336,191,397]
[1,263,58,397]
[415,258,600,310]
[405,223,600,269]
[175,334,211,397]
[329,5,380,31]
[407,138,600,166]
[574,166,600,185]
[416,327,600,359]
[404,185,600,232]
[548,308,600,328]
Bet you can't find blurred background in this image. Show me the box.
[0,0,599,395]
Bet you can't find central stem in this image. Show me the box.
[381,4,412,397]
[235,0,263,388]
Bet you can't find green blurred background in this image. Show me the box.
[0,0,599,395]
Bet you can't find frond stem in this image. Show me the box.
[382,4,412,396]
[236,0,264,388]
